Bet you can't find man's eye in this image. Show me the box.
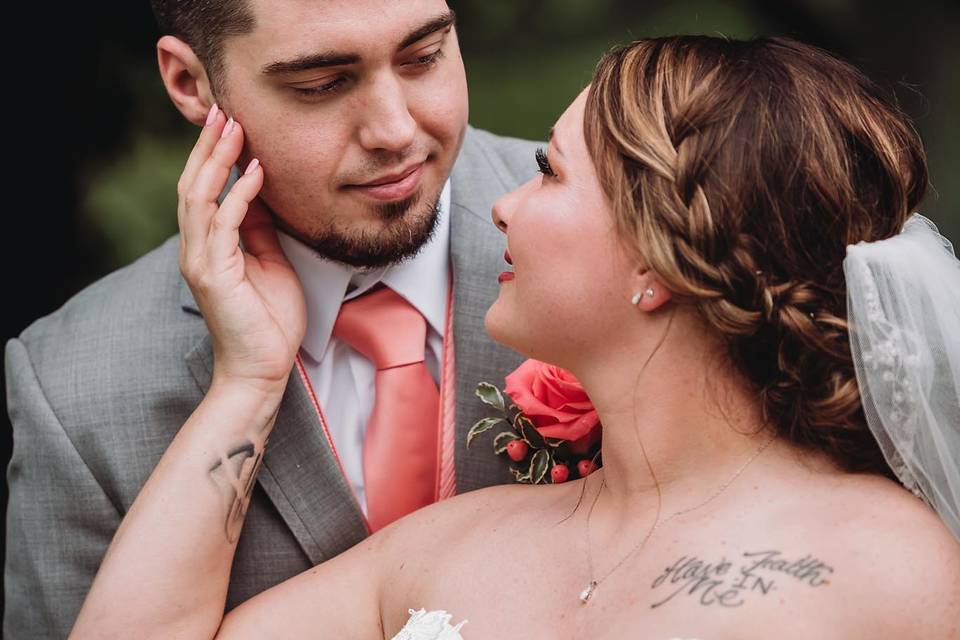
[405,49,445,68]
[292,76,347,98]
[536,147,556,177]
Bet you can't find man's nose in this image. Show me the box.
[357,72,417,153]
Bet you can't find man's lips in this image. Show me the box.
[345,162,424,201]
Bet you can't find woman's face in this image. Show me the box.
[486,89,643,369]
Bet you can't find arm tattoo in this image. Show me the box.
[207,415,276,543]
[649,550,834,609]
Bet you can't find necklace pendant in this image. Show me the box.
[579,580,598,604]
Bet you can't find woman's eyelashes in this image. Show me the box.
[292,48,445,98]
[536,147,556,177]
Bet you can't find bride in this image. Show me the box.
[72,36,959,638]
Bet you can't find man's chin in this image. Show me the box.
[277,187,443,269]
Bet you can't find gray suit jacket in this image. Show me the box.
[4,126,540,638]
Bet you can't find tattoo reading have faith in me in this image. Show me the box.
[208,420,274,543]
[650,550,834,609]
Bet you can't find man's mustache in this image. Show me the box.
[337,148,432,185]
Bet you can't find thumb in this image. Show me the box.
[239,196,287,265]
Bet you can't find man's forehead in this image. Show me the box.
[245,0,451,58]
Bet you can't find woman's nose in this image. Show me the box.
[492,177,535,233]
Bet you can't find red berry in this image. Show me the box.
[506,439,529,462]
[577,459,597,477]
[551,464,570,483]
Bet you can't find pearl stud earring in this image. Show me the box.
[632,288,656,306]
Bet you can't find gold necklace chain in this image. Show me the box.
[579,433,777,604]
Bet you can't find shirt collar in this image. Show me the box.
[278,180,451,361]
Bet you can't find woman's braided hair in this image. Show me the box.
[584,36,928,476]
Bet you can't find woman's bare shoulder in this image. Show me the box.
[376,481,549,552]
[814,474,960,636]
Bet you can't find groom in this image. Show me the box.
[3,1,537,636]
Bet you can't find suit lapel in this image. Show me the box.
[178,127,536,551]
[181,283,369,565]
[449,129,529,493]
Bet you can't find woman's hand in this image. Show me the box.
[178,105,307,397]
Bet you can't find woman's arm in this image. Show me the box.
[71,382,281,638]
[72,379,386,639]
[70,106,388,638]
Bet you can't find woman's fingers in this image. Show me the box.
[208,158,265,264]
[177,105,226,236]
[181,118,246,264]
[239,194,285,263]
[179,105,225,201]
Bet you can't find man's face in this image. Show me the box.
[220,0,468,267]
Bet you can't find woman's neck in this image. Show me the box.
[569,311,778,526]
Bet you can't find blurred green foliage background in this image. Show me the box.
[77,0,958,273]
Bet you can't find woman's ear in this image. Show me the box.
[156,35,216,126]
[629,270,672,312]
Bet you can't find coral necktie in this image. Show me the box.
[332,286,440,532]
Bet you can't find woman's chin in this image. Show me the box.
[484,305,523,354]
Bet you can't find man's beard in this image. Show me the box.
[278,187,442,269]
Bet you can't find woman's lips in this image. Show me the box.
[499,249,514,283]
[347,163,424,201]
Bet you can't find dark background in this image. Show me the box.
[4,0,958,611]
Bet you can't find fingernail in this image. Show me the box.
[205,103,219,126]
[220,117,235,139]
[244,158,260,175]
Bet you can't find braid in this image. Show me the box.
[584,36,928,478]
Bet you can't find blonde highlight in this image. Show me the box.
[584,36,929,476]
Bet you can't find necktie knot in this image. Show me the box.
[332,286,428,370]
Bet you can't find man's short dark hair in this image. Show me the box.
[149,0,256,98]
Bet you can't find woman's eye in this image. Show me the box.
[536,147,556,177]
[292,76,347,98]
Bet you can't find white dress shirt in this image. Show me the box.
[277,181,452,516]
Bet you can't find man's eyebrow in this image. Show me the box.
[398,10,457,51]
[259,10,456,77]
[260,52,360,76]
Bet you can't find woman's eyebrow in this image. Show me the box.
[548,127,565,158]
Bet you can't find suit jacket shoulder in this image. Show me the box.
[14,236,206,505]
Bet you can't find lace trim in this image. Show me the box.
[850,252,927,503]
[392,608,468,640]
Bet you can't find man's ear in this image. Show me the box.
[156,35,216,126]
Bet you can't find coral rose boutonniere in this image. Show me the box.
[466,359,602,484]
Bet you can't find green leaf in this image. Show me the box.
[466,417,504,448]
[493,430,522,454]
[475,383,507,412]
[515,415,548,449]
[510,467,532,484]
[530,448,550,484]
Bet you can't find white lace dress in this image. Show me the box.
[390,609,467,639]
[391,608,702,640]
